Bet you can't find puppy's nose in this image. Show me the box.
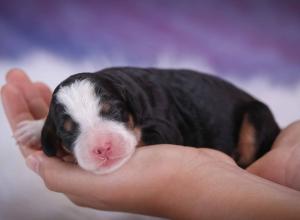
[92,142,112,159]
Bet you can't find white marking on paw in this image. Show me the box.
[14,119,45,147]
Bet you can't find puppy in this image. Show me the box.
[14,67,280,174]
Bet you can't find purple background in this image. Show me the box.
[1,2,300,220]
[0,0,300,83]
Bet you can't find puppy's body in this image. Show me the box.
[15,67,280,173]
[85,68,279,160]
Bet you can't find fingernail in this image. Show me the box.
[26,155,40,174]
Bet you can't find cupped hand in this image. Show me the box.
[2,69,51,156]
[1,69,236,218]
[2,69,300,219]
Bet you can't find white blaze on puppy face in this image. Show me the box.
[56,79,137,174]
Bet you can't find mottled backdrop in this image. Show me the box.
[0,1,299,220]
[1,0,300,82]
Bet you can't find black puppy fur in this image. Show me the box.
[42,67,280,167]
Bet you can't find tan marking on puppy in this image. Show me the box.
[135,128,144,147]
[63,118,74,132]
[61,144,72,154]
[128,115,144,147]
[127,114,135,129]
[237,114,257,167]
[100,102,111,114]
[62,154,76,163]
[57,145,75,163]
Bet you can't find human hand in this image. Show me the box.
[1,69,237,218]
[2,69,300,220]
[247,120,300,190]
[1,69,51,156]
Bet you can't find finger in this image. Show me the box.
[1,84,37,156]
[65,194,85,207]
[271,120,300,150]
[19,145,37,157]
[6,69,48,119]
[6,68,32,83]
[34,82,52,106]
[25,150,142,203]
[26,152,97,195]
[6,69,52,106]
[65,194,110,210]
[247,121,300,190]
[1,84,33,130]
[20,82,49,119]
[66,194,96,209]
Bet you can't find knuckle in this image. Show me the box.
[44,181,53,191]
[68,197,85,207]
[40,168,57,191]
[67,196,77,204]
[43,178,55,191]
[74,201,85,207]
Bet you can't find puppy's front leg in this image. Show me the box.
[14,119,45,147]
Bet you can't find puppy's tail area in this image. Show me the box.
[237,101,280,168]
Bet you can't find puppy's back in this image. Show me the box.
[96,67,280,166]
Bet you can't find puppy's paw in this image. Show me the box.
[14,119,45,147]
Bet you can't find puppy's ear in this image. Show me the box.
[41,114,60,156]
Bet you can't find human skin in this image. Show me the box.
[2,69,300,220]
[247,121,300,191]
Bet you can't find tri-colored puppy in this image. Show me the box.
[14,67,280,174]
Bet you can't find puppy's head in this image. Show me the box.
[42,73,140,174]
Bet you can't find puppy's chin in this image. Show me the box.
[91,152,133,174]
[76,148,134,174]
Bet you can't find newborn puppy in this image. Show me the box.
[14,67,280,174]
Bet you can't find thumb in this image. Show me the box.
[25,151,93,195]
